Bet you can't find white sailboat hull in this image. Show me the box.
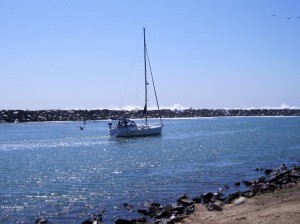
[109,125,162,137]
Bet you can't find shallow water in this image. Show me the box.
[0,117,299,223]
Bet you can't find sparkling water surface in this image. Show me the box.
[1,117,300,223]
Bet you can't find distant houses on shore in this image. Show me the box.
[0,109,299,123]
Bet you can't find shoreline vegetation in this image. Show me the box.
[1,108,300,123]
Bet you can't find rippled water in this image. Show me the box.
[1,117,300,223]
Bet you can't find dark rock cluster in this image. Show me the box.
[222,164,300,203]
[1,108,300,123]
[108,164,300,224]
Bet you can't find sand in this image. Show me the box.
[181,184,300,224]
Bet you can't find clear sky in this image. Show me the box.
[1,0,300,110]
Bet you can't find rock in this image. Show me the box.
[155,210,171,219]
[201,192,214,203]
[91,214,102,222]
[223,185,230,190]
[177,198,194,206]
[224,191,240,204]
[234,197,247,206]
[268,172,286,184]
[293,166,300,171]
[131,217,147,223]
[169,204,185,214]
[177,194,188,201]
[147,202,161,215]
[207,202,222,211]
[264,169,273,175]
[36,218,48,224]
[184,205,195,215]
[235,181,241,186]
[137,209,150,216]
[289,172,300,178]
[243,180,253,186]
[123,203,134,210]
[279,164,287,171]
[81,214,102,224]
[171,215,188,222]
[155,218,175,224]
[82,220,93,224]
[81,220,93,224]
[215,194,227,201]
[256,176,266,183]
[150,202,161,207]
[192,196,202,203]
[282,183,296,189]
[115,219,132,224]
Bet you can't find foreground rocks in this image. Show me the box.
[35,164,300,223]
[184,176,300,224]
[112,164,300,224]
[1,108,300,123]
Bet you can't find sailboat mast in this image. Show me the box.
[143,27,148,125]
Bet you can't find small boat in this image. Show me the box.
[108,28,163,137]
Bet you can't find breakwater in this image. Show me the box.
[1,108,300,123]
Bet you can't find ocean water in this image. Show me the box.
[0,117,300,223]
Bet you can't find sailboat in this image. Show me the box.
[108,28,163,137]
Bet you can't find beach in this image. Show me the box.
[182,184,300,224]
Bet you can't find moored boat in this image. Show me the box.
[108,28,163,137]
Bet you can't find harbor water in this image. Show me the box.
[0,117,300,223]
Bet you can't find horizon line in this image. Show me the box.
[1,103,299,111]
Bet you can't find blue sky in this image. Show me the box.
[1,0,300,110]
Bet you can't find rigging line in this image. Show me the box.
[134,51,143,103]
[146,47,163,126]
[119,34,143,112]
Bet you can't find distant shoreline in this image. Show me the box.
[0,109,300,123]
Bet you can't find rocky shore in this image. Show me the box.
[183,184,300,224]
[108,164,300,224]
[1,108,300,123]
[36,163,300,224]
